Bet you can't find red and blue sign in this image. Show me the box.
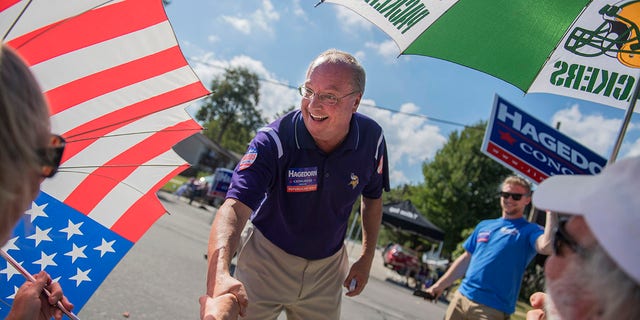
[481,95,607,183]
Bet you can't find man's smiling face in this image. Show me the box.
[300,60,360,153]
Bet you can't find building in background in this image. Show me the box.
[173,133,241,176]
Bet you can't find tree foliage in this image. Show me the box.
[409,122,512,255]
[196,67,264,153]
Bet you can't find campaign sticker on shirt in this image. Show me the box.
[477,231,491,243]
[287,167,318,192]
[238,147,258,171]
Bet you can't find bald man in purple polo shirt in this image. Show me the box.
[200,49,390,320]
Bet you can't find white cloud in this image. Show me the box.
[221,16,251,34]
[335,6,372,31]
[291,0,306,18]
[624,137,640,157]
[186,53,297,122]
[207,35,220,44]
[221,0,280,35]
[365,40,399,60]
[359,100,447,185]
[551,105,625,157]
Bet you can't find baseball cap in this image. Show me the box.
[532,156,640,285]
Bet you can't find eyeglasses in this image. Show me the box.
[553,219,588,257]
[298,86,359,106]
[38,134,66,178]
[498,191,529,201]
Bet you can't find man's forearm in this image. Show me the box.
[206,200,250,295]
[434,252,470,289]
[536,211,558,255]
[359,197,383,266]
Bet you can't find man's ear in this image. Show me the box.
[352,95,361,113]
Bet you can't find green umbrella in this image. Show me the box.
[319,0,640,162]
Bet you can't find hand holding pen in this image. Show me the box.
[1,250,79,320]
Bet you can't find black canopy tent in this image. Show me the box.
[382,200,444,242]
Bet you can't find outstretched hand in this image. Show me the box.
[199,293,240,320]
[526,292,547,320]
[210,274,248,317]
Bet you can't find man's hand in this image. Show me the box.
[7,271,74,320]
[343,259,370,297]
[199,293,240,320]
[424,282,446,302]
[526,292,546,320]
[212,275,248,316]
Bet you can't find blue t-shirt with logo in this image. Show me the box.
[227,110,389,260]
[459,217,543,314]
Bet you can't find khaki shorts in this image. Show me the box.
[235,225,349,320]
[445,290,510,320]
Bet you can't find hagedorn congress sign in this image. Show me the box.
[481,95,607,183]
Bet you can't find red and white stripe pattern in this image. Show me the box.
[2,0,209,242]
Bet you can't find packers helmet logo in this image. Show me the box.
[565,1,640,68]
[348,173,359,189]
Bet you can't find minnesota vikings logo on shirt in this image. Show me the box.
[348,173,359,189]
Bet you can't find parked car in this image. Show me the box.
[382,244,422,280]
[181,168,234,207]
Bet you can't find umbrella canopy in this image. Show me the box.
[320,0,640,161]
[0,0,208,315]
[382,200,444,242]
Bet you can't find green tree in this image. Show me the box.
[411,122,512,255]
[196,67,264,153]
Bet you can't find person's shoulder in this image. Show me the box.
[524,220,545,232]
[477,217,501,226]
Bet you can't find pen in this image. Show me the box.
[0,249,80,320]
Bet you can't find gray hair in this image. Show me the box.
[581,245,640,319]
[0,45,50,240]
[307,49,366,94]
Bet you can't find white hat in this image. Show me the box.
[532,156,640,285]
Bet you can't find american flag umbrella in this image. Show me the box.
[319,0,640,162]
[0,0,209,316]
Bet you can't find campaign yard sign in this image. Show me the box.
[481,95,607,183]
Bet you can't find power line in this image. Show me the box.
[187,57,473,129]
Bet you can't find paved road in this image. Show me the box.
[80,192,447,319]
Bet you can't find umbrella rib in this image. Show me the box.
[58,164,190,170]
[52,169,170,197]
[63,127,202,144]
[2,0,32,41]
[5,0,115,48]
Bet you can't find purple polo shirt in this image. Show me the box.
[227,110,389,259]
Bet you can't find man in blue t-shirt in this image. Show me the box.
[200,49,389,320]
[426,176,556,319]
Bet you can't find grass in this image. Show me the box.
[161,175,189,193]
[513,300,533,320]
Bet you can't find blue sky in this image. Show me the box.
[164,0,640,187]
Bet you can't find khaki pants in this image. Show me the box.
[235,226,349,320]
[445,290,510,320]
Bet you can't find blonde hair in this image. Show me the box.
[501,175,532,194]
[307,49,366,94]
[0,45,51,240]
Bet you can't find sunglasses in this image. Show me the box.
[38,134,66,178]
[498,191,528,201]
[553,219,587,257]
